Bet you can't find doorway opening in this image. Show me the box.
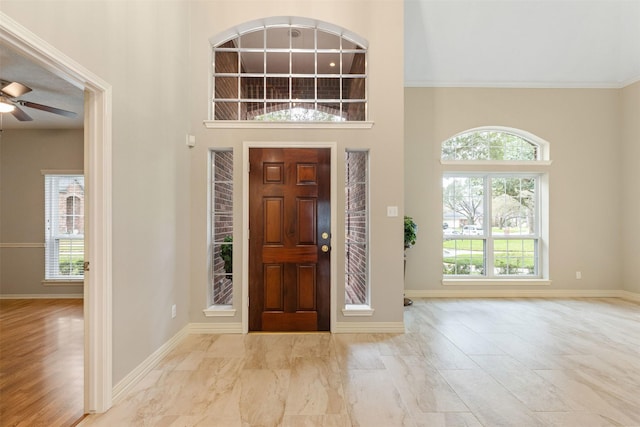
[0,12,113,413]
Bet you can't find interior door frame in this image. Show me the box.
[0,13,113,413]
[243,141,337,333]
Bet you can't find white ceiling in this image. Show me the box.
[405,0,640,87]
[0,43,84,130]
[1,1,639,129]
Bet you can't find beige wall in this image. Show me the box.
[1,1,192,383]
[188,1,405,326]
[622,81,640,294]
[0,129,83,295]
[1,0,405,385]
[404,87,625,293]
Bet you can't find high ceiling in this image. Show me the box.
[1,1,639,129]
[405,0,640,87]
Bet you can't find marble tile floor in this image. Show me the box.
[79,298,640,427]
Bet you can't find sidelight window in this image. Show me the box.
[209,150,234,306]
[345,150,369,304]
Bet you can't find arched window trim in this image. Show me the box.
[206,16,371,126]
[209,16,369,51]
[440,126,551,165]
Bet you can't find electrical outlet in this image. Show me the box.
[171,304,177,318]
[576,271,582,280]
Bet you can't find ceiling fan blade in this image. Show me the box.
[0,80,32,98]
[18,100,77,118]
[10,105,33,121]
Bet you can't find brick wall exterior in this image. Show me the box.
[57,181,84,234]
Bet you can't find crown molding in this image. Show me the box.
[404,80,632,89]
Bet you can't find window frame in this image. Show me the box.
[440,127,551,285]
[443,172,542,279]
[204,149,236,317]
[343,149,374,316]
[44,173,85,282]
[208,17,369,124]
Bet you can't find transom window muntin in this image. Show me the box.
[211,20,367,121]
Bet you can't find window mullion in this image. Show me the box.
[485,175,493,277]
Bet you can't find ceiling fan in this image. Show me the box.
[0,79,77,121]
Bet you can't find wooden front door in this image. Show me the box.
[249,148,331,332]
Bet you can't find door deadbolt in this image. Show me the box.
[321,244,330,253]
[321,232,329,239]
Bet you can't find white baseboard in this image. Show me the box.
[112,324,189,403]
[333,321,405,333]
[620,290,640,303]
[0,293,83,299]
[189,322,243,334]
[404,289,637,300]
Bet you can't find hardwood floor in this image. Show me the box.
[79,298,640,427]
[0,299,84,427]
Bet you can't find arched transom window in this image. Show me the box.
[442,129,540,161]
[211,18,367,122]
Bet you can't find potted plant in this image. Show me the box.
[404,216,418,306]
[220,235,233,275]
[404,216,418,249]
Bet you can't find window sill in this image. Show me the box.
[342,305,375,316]
[442,279,551,286]
[42,280,84,286]
[203,120,374,130]
[203,305,236,317]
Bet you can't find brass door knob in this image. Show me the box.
[321,232,329,239]
[321,244,330,253]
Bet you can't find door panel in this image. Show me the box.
[249,148,330,331]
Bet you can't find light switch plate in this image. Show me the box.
[387,206,399,217]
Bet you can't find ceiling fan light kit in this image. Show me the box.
[0,79,77,121]
[0,95,16,113]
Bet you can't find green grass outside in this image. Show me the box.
[57,239,84,274]
[443,236,536,273]
[443,238,535,252]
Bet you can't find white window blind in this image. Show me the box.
[44,174,85,280]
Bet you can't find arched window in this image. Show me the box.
[442,129,540,161]
[210,17,367,122]
[441,128,549,281]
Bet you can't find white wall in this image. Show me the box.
[1,1,192,384]
[404,87,624,293]
[0,129,83,296]
[622,81,640,294]
[187,1,405,326]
